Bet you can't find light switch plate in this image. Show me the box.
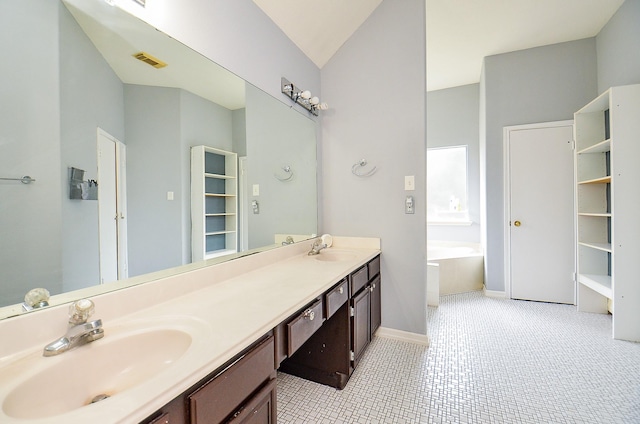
[167,191,174,201]
[405,176,415,191]
[252,184,260,196]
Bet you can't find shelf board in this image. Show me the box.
[204,173,236,179]
[576,89,609,114]
[577,139,610,154]
[577,212,611,217]
[205,230,237,236]
[205,213,237,217]
[578,241,612,252]
[578,274,612,299]
[204,249,237,259]
[577,176,611,185]
[205,193,237,197]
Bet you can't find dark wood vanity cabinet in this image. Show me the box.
[280,254,381,389]
[142,335,276,424]
[351,256,381,368]
[143,254,381,423]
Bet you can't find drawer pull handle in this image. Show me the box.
[304,309,315,321]
[338,286,344,294]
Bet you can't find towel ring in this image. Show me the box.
[352,159,377,177]
[274,165,294,182]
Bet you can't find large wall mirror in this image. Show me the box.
[0,0,318,318]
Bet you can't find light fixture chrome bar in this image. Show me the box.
[281,77,319,116]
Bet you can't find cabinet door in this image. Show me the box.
[351,287,370,368]
[370,275,381,337]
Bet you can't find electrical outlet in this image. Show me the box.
[405,195,414,214]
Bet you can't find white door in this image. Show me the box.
[97,128,128,283]
[506,122,575,304]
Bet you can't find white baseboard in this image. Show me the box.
[483,286,507,298]
[375,326,430,346]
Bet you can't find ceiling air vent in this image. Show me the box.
[133,52,167,69]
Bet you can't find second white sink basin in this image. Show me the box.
[2,326,192,420]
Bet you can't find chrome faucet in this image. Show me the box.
[282,236,295,245]
[43,299,104,357]
[307,238,327,255]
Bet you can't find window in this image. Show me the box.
[427,145,470,225]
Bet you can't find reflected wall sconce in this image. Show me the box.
[281,77,328,116]
[274,165,294,182]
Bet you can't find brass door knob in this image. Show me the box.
[514,220,521,227]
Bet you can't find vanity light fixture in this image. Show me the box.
[281,77,328,116]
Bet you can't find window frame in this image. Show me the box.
[426,145,472,226]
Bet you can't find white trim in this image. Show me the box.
[483,286,507,298]
[503,120,574,300]
[375,327,429,346]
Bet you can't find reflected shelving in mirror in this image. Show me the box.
[0,0,318,319]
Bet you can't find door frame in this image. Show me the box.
[97,127,128,283]
[503,120,575,300]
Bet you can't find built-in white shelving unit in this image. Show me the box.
[574,84,640,342]
[191,146,238,261]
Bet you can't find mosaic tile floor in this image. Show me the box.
[277,291,640,423]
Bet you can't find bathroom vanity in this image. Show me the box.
[0,237,380,424]
[142,253,382,424]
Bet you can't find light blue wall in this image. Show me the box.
[480,39,598,292]
[596,0,640,92]
[59,3,125,292]
[426,84,481,243]
[0,0,62,306]
[125,85,234,276]
[321,0,427,335]
[245,85,318,249]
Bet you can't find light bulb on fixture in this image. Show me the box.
[281,77,328,115]
[299,90,311,100]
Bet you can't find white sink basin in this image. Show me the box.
[2,326,192,419]
[313,250,357,262]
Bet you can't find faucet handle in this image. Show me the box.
[23,288,50,310]
[69,299,95,324]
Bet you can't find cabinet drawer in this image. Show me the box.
[325,279,349,319]
[368,255,380,279]
[226,378,276,423]
[287,299,324,356]
[189,336,275,424]
[350,265,369,295]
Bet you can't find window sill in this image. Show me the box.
[427,220,473,227]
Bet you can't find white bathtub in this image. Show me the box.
[427,241,484,304]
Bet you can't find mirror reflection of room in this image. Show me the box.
[0,0,317,310]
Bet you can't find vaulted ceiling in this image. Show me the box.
[253,0,626,92]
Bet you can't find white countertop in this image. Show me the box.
[0,237,380,423]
